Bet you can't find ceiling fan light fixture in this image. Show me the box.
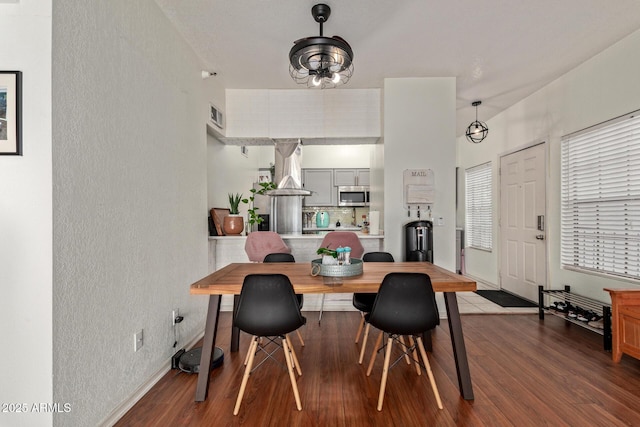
[289,4,353,89]
[465,101,489,143]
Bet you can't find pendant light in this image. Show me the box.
[289,4,354,89]
[465,101,489,143]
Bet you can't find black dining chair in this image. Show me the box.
[364,272,443,411]
[355,252,394,364]
[263,253,305,346]
[233,274,306,415]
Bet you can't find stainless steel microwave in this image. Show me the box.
[337,186,369,207]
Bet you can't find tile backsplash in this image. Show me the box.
[303,207,370,228]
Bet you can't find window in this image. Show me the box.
[561,111,640,280]
[465,162,492,251]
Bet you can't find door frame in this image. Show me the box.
[498,140,549,296]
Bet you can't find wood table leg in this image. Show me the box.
[444,292,474,400]
[231,295,240,352]
[195,295,222,402]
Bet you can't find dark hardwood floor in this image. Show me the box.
[115,312,640,426]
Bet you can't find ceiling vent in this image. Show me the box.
[209,104,224,130]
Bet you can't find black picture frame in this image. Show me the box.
[0,71,23,156]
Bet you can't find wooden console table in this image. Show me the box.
[605,288,640,363]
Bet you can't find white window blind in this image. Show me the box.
[465,162,492,251]
[561,111,640,280]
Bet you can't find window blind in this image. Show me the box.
[561,112,640,280]
[465,162,492,251]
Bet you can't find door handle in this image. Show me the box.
[535,234,545,240]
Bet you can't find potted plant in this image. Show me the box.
[242,182,276,232]
[223,193,244,235]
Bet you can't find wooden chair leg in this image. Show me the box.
[285,334,302,376]
[244,336,264,366]
[295,329,305,346]
[234,336,259,415]
[416,337,443,410]
[408,336,421,376]
[282,337,303,411]
[366,330,384,376]
[358,323,371,364]
[399,336,412,365]
[355,313,365,343]
[377,337,394,411]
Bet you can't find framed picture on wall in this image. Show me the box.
[0,71,23,156]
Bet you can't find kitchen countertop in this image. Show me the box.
[303,225,362,232]
[209,231,383,240]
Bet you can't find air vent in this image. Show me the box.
[209,104,224,129]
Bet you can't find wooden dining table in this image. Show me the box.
[190,261,477,402]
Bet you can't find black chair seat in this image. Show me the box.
[355,252,395,313]
[263,253,303,310]
[366,273,439,335]
[234,274,306,337]
[352,292,376,312]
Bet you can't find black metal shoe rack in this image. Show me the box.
[538,285,612,351]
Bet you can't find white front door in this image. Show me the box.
[499,143,546,302]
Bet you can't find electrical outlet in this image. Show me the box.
[134,330,144,352]
[172,309,179,326]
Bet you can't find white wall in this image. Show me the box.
[0,1,53,427]
[384,78,457,269]
[207,139,272,213]
[206,141,372,220]
[51,1,210,426]
[457,29,640,301]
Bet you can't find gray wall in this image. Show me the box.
[52,1,210,425]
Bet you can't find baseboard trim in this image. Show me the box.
[462,273,498,290]
[99,331,205,427]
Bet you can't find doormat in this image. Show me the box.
[474,290,538,308]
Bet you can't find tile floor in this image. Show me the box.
[457,281,539,315]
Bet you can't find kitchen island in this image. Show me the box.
[208,232,384,311]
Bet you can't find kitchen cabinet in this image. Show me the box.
[334,169,370,186]
[303,169,335,206]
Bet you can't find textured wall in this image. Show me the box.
[52,1,209,425]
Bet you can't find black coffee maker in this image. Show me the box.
[404,220,433,262]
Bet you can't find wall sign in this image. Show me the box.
[403,169,434,205]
